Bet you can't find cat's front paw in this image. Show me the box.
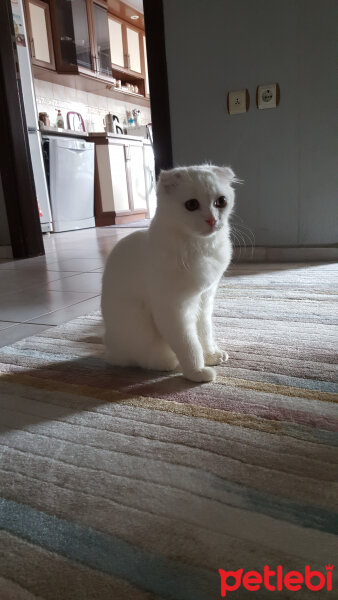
[204,349,229,366]
[183,366,216,383]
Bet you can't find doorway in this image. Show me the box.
[0,0,172,260]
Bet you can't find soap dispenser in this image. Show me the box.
[56,109,64,129]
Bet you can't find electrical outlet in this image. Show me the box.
[257,83,280,109]
[227,89,249,115]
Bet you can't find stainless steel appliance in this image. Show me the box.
[104,113,123,134]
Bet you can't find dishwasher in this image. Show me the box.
[42,136,95,232]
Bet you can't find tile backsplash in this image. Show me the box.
[34,79,151,132]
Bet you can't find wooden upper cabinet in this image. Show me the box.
[26,0,55,69]
[108,16,143,76]
[50,0,112,77]
[29,0,149,100]
[50,0,93,73]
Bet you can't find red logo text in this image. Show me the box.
[219,564,334,596]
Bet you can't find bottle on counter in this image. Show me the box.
[56,109,64,129]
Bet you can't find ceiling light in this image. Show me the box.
[130,15,139,20]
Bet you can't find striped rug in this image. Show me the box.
[0,263,337,599]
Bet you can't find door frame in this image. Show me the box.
[0,0,44,259]
[143,0,173,177]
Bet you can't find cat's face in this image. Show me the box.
[156,165,236,237]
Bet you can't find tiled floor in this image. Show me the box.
[1,227,335,350]
[0,227,136,348]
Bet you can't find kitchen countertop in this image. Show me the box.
[40,127,148,142]
[88,131,145,141]
[40,126,89,138]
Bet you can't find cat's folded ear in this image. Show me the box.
[211,165,241,185]
[157,168,185,192]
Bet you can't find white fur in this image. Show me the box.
[101,164,237,382]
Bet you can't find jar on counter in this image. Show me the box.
[39,112,50,126]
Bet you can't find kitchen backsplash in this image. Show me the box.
[34,79,151,132]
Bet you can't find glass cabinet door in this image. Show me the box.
[72,0,92,69]
[54,0,92,71]
[93,3,112,77]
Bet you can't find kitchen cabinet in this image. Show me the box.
[47,0,92,73]
[92,133,148,225]
[25,0,55,69]
[108,15,143,75]
[108,17,124,68]
[27,0,150,104]
[129,144,146,209]
[50,0,111,77]
[126,26,141,73]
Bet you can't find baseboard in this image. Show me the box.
[0,245,13,259]
[232,246,338,262]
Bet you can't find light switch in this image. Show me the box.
[257,83,280,109]
[227,89,249,115]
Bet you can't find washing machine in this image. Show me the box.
[42,135,95,232]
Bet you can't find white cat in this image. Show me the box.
[101,164,237,382]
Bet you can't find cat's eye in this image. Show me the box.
[214,196,227,208]
[185,199,200,211]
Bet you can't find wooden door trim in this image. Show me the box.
[0,0,44,258]
[143,0,173,176]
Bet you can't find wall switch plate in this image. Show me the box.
[257,83,280,109]
[227,89,249,115]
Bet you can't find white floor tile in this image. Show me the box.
[44,258,106,272]
[0,288,97,322]
[0,226,139,343]
[47,272,103,293]
[29,296,101,325]
[0,270,80,296]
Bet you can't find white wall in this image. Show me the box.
[162,0,337,246]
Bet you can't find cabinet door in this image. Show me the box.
[128,144,147,211]
[92,2,112,77]
[72,0,92,70]
[52,0,92,72]
[27,0,55,69]
[108,144,130,213]
[108,17,124,69]
[126,26,141,73]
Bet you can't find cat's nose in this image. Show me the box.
[206,217,216,228]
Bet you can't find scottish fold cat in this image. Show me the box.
[101,164,237,382]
